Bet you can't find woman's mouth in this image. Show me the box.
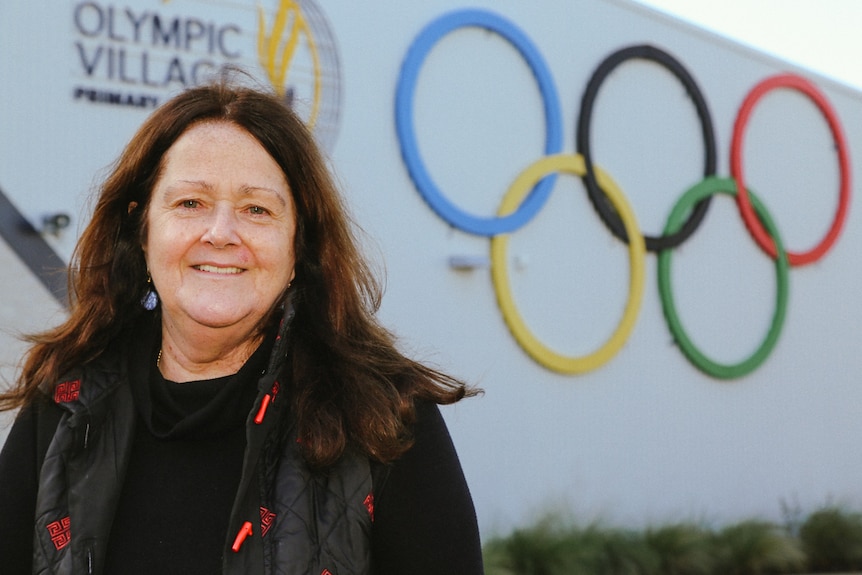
[194,264,244,274]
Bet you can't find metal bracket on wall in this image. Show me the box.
[0,185,68,307]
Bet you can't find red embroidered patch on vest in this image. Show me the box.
[363,492,374,522]
[259,506,276,538]
[321,570,333,575]
[47,516,71,550]
[53,379,81,404]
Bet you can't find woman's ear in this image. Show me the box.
[131,201,148,256]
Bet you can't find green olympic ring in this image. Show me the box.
[658,177,789,379]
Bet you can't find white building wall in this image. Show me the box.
[1,0,861,538]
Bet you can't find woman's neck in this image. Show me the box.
[157,323,264,383]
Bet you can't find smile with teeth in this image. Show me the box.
[194,264,244,274]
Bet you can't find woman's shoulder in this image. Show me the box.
[374,399,463,495]
[0,393,64,483]
[0,398,61,574]
[411,399,451,442]
[7,390,66,429]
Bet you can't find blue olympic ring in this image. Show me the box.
[395,8,564,236]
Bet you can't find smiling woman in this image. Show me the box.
[0,79,483,575]
[144,122,298,382]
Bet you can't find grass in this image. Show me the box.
[483,505,862,575]
[800,508,862,572]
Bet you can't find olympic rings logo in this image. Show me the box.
[395,9,852,379]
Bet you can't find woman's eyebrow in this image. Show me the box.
[238,184,288,207]
[159,181,287,207]
[160,180,214,199]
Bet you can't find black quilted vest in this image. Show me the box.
[30,314,376,575]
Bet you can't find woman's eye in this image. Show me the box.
[249,205,269,215]
[181,199,200,209]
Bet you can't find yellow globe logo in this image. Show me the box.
[257,0,342,152]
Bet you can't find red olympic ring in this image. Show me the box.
[731,74,852,266]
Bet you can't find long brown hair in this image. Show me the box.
[1,79,475,466]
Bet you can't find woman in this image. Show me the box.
[0,80,483,574]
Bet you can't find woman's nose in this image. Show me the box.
[201,204,242,248]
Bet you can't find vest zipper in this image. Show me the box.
[231,521,254,552]
[254,381,281,424]
[253,394,272,424]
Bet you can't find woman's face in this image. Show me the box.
[144,121,296,337]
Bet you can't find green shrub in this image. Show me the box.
[644,523,715,575]
[483,519,661,575]
[484,506,862,575]
[560,524,659,575]
[800,506,862,572]
[482,516,579,575]
[711,520,805,575]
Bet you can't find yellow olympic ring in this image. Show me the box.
[490,154,646,374]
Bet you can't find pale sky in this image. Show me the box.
[634,0,862,92]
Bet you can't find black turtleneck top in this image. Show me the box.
[102,337,271,574]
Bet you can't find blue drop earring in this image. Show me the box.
[141,273,159,311]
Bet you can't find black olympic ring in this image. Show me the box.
[577,44,718,252]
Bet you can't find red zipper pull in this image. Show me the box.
[231,521,253,552]
[254,381,281,424]
[254,394,272,424]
